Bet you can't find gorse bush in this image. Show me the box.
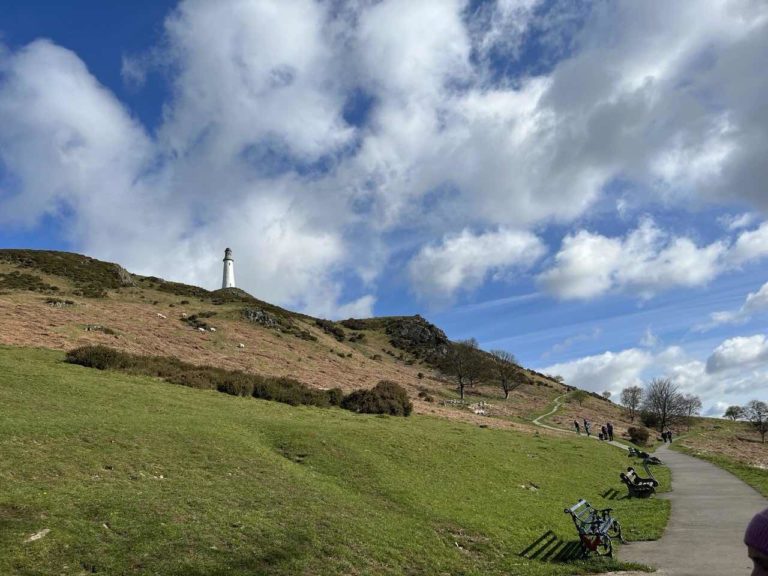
[627,426,650,446]
[341,380,413,416]
[0,271,59,293]
[65,346,409,415]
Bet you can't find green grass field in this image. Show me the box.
[0,347,669,575]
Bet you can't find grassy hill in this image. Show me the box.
[0,347,669,575]
[0,249,567,429]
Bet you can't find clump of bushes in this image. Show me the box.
[341,380,413,416]
[64,346,404,414]
[340,318,368,330]
[0,271,59,293]
[315,319,346,342]
[417,390,434,402]
[640,411,660,430]
[182,311,218,330]
[627,426,650,446]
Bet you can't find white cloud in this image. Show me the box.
[1,0,767,311]
[539,219,727,299]
[706,334,768,373]
[729,222,768,266]
[408,228,546,300]
[640,327,659,348]
[707,281,768,327]
[719,212,757,231]
[542,348,653,397]
[543,336,768,416]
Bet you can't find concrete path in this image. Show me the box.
[620,443,767,576]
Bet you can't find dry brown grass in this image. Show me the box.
[0,289,560,432]
[676,420,768,468]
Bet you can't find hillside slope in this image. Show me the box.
[0,249,566,428]
[0,347,668,575]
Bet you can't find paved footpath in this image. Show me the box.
[619,443,767,576]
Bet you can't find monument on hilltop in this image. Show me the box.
[222,248,236,289]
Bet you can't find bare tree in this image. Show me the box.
[724,405,744,421]
[680,393,703,430]
[744,400,768,443]
[620,386,643,422]
[602,391,612,400]
[489,349,524,400]
[438,339,487,400]
[642,378,685,432]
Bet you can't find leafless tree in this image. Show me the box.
[724,405,744,421]
[438,339,487,400]
[642,378,685,431]
[602,391,611,400]
[680,393,703,430]
[489,349,524,399]
[744,400,768,443]
[620,385,643,422]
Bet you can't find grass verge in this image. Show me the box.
[0,346,669,575]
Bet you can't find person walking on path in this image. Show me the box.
[601,425,608,440]
[745,508,768,576]
[667,429,673,443]
[573,420,580,435]
[606,422,614,441]
[583,418,591,437]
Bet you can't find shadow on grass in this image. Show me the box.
[518,530,585,562]
[600,487,624,500]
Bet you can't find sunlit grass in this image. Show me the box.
[0,347,669,575]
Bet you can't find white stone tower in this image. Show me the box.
[222,248,236,289]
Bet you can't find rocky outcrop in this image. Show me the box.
[385,315,450,361]
[241,307,317,341]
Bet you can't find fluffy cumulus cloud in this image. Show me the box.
[543,334,768,413]
[540,218,768,300]
[408,228,545,301]
[706,334,768,374]
[539,219,729,299]
[1,0,767,313]
[542,348,653,397]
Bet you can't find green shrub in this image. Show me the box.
[640,411,660,430]
[65,347,410,414]
[172,369,216,390]
[342,380,413,416]
[0,271,59,293]
[315,319,346,341]
[627,426,650,446]
[65,346,130,370]
[327,388,344,406]
[216,373,255,397]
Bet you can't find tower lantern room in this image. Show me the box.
[222,248,236,289]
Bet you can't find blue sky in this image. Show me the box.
[1,0,767,414]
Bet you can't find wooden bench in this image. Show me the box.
[563,499,623,557]
[620,469,656,498]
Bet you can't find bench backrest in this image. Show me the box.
[565,500,599,532]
